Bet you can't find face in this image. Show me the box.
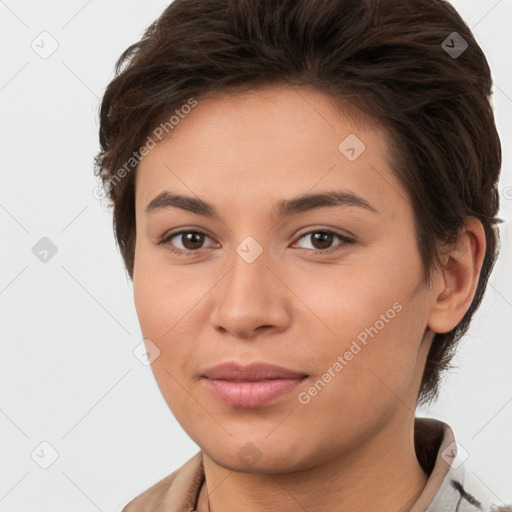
[133,85,436,473]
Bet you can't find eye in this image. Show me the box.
[158,228,354,257]
[158,229,217,255]
[292,229,354,254]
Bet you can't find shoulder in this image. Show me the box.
[122,451,204,512]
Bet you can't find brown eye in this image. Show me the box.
[310,232,335,250]
[180,232,206,250]
[160,230,216,255]
[294,230,354,254]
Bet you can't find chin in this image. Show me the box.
[201,438,319,475]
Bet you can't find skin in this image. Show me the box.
[132,84,486,512]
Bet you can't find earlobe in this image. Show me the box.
[427,217,486,334]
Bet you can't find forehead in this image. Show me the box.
[135,85,407,219]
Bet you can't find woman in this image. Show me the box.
[94,0,510,510]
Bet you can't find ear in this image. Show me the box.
[427,217,487,334]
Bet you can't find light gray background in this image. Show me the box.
[1,0,511,510]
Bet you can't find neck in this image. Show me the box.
[198,415,428,512]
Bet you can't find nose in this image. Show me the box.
[209,246,292,340]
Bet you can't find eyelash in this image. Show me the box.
[157,229,354,257]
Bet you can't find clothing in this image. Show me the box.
[122,417,508,512]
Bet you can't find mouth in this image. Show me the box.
[201,361,309,408]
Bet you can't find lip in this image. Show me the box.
[201,361,308,408]
[202,361,307,381]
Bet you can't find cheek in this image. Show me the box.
[132,257,208,381]
[311,268,426,403]
[342,298,428,413]
[299,313,422,443]
[133,273,164,338]
[133,267,200,419]
[133,250,197,335]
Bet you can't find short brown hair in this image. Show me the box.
[94,0,503,405]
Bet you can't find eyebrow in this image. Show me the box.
[145,189,378,218]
